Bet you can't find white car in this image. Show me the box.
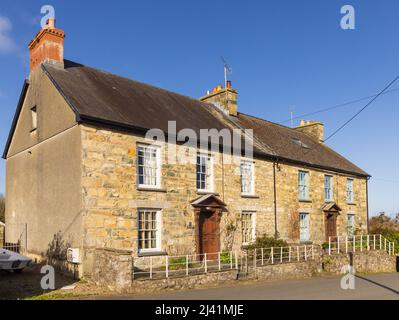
[0,248,32,273]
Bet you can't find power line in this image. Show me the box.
[302,75,399,156]
[278,87,399,125]
[323,75,399,143]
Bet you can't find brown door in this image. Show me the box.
[326,212,337,241]
[198,209,220,259]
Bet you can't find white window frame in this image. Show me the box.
[298,171,309,200]
[137,144,161,189]
[346,178,354,203]
[299,212,310,242]
[241,211,256,245]
[240,160,255,196]
[347,214,355,238]
[138,209,162,254]
[324,175,333,202]
[196,153,213,192]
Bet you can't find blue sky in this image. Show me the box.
[0,0,398,217]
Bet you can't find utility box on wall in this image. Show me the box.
[67,248,80,264]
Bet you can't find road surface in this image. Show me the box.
[90,273,399,300]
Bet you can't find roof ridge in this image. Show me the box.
[62,59,213,108]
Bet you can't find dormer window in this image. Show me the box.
[30,106,37,132]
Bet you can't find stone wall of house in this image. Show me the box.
[79,124,368,275]
[92,248,133,292]
[322,251,397,274]
[275,163,368,244]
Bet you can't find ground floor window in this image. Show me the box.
[138,209,161,253]
[299,213,310,242]
[241,211,256,245]
[347,214,355,238]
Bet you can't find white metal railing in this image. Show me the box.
[243,245,315,270]
[133,245,316,280]
[326,234,396,256]
[1,243,25,254]
[133,251,238,280]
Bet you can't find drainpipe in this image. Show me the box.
[273,161,278,239]
[366,176,370,233]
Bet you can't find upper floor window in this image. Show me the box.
[324,175,333,202]
[346,178,354,203]
[138,209,162,253]
[137,144,161,188]
[30,106,37,132]
[241,161,255,195]
[241,211,256,245]
[298,171,309,200]
[196,153,213,192]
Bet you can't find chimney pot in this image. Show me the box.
[226,80,232,88]
[46,18,56,29]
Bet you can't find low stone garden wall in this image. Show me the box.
[130,270,238,294]
[322,250,397,274]
[255,260,321,281]
[92,248,133,292]
[90,247,397,293]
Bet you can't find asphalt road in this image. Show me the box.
[91,273,399,300]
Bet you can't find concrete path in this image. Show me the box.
[89,273,399,300]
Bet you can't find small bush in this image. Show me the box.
[168,257,192,271]
[220,251,233,264]
[246,234,288,250]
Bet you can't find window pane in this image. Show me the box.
[138,210,159,251]
[299,213,309,241]
[241,161,254,194]
[298,171,309,200]
[197,154,211,191]
[242,212,255,244]
[137,146,159,187]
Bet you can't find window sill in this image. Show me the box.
[299,240,313,245]
[299,199,312,203]
[197,191,220,196]
[241,194,259,199]
[347,202,357,206]
[138,251,167,257]
[137,186,167,193]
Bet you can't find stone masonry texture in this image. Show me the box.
[80,124,368,275]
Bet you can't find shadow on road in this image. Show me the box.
[355,275,399,296]
[0,264,76,300]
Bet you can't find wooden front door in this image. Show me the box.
[326,212,337,241]
[198,209,220,259]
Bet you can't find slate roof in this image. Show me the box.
[3,60,369,177]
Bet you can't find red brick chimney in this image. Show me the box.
[28,18,65,72]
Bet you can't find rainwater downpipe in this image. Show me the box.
[273,160,278,239]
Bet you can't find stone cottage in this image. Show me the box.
[3,19,370,276]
